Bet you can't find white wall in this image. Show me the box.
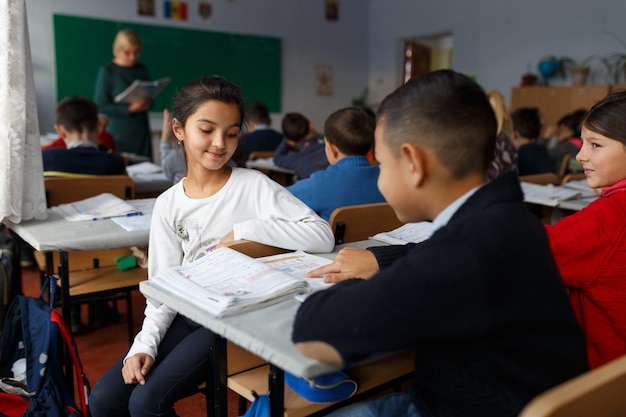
[26,0,370,134]
[29,0,626,135]
[367,0,626,108]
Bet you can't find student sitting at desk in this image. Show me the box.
[273,112,329,179]
[88,75,334,417]
[42,96,126,175]
[159,108,187,183]
[287,107,385,220]
[43,113,117,153]
[510,107,555,176]
[545,90,626,370]
[231,101,283,166]
[292,70,588,417]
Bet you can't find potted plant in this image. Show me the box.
[605,32,626,83]
[556,55,612,85]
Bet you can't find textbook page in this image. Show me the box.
[520,182,582,207]
[51,193,142,221]
[114,77,171,103]
[258,251,333,294]
[371,222,433,245]
[150,248,311,317]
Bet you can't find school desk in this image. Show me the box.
[246,157,297,186]
[2,204,152,329]
[139,239,394,417]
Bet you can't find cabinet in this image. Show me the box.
[511,85,610,128]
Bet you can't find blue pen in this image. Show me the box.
[126,211,143,217]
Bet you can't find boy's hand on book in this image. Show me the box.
[122,353,154,385]
[216,230,235,248]
[305,247,379,283]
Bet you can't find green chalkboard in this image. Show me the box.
[53,14,281,112]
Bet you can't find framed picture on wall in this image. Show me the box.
[316,65,333,96]
[325,0,338,21]
[138,0,155,16]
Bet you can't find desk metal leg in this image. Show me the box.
[269,364,285,417]
[57,251,74,394]
[206,333,228,417]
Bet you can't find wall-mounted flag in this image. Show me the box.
[164,1,188,20]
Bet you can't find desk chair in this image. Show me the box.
[35,175,145,343]
[328,202,403,245]
[518,354,626,417]
[519,172,560,185]
[248,150,275,161]
[561,172,586,185]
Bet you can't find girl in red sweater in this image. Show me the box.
[546,90,626,369]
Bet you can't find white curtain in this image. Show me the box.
[0,0,47,223]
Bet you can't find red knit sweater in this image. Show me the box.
[546,180,626,368]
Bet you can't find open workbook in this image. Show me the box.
[520,182,583,207]
[51,193,143,221]
[149,248,333,317]
[114,77,171,103]
[370,221,433,245]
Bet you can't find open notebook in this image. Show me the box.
[51,193,142,221]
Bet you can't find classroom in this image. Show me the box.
[1,0,626,416]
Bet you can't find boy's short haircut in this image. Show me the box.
[323,107,375,156]
[376,69,496,178]
[511,107,542,140]
[282,113,310,142]
[246,102,271,125]
[56,96,99,134]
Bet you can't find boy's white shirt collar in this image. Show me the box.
[67,140,97,150]
[429,183,484,235]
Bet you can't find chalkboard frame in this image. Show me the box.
[53,14,282,112]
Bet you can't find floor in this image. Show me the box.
[20,264,242,417]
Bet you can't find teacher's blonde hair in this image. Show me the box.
[112,29,143,56]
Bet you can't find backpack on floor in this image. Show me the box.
[0,225,22,332]
[0,278,90,417]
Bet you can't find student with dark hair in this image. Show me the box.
[42,96,126,175]
[292,70,588,417]
[546,90,626,369]
[548,109,586,171]
[287,107,384,220]
[510,107,555,175]
[273,112,329,179]
[232,101,283,166]
[88,76,333,417]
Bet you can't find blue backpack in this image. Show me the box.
[0,279,89,417]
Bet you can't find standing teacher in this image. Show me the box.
[94,29,152,158]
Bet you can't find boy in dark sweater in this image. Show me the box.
[292,70,588,417]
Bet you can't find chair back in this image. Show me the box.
[518,354,626,417]
[248,150,275,161]
[43,175,135,207]
[328,202,403,245]
[519,172,560,186]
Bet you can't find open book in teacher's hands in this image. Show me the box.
[114,77,171,103]
[149,248,333,317]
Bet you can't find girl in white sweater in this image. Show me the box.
[89,75,334,417]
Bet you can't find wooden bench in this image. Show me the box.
[228,350,415,417]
